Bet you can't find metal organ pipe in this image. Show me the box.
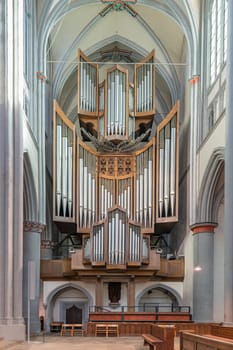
[136,68,139,112]
[140,67,143,112]
[83,152,88,226]
[148,148,152,225]
[170,119,176,216]
[144,64,146,110]
[107,74,111,135]
[139,154,144,224]
[108,218,112,262]
[62,128,68,216]
[115,70,119,134]
[127,182,130,217]
[119,72,122,135]
[164,125,171,217]
[110,72,115,135]
[144,165,148,227]
[159,131,165,218]
[149,60,152,110]
[111,214,114,263]
[122,73,126,136]
[136,158,139,222]
[88,171,92,227]
[56,124,62,216]
[67,143,73,217]
[79,146,96,228]
[79,150,83,226]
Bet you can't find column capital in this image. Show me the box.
[190,222,217,234]
[23,221,46,233]
[189,75,200,85]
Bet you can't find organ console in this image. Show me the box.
[53,48,179,268]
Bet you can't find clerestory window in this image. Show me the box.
[209,0,228,85]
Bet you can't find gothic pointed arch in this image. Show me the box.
[23,152,38,222]
[44,283,93,329]
[197,148,224,223]
[135,283,182,307]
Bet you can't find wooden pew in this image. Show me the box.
[180,331,233,350]
[142,324,175,350]
[142,334,164,350]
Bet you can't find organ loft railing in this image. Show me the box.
[53,48,179,268]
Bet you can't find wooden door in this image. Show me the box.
[66,305,82,324]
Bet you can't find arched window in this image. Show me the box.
[23,0,30,82]
[209,0,228,85]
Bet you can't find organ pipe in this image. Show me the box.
[156,101,179,221]
[159,130,164,217]
[170,118,176,216]
[164,125,170,217]
[54,101,75,222]
[135,50,155,116]
[56,123,62,216]
[135,143,154,229]
[92,223,105,264]
[106,66,128,139]
[78,143,97,230]
[78,49,98,115]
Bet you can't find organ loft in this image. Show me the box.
[53,48,180,306]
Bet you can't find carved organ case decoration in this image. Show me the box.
[53,48,180,269]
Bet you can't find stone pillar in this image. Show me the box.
[0,0,25,341]
[191,223,216,321]
[189,75,200,225]
[128,276,135,311]
[95,276,103,308]
[224,0,233,324]
[23,221,45,334]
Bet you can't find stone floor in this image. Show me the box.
[0,335,180,350]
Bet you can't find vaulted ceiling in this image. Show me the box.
[37,0,199,119]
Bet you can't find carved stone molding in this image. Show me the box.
[23,221,46,233]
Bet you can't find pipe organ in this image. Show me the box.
[53,48,179,269]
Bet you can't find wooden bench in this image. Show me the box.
[142,324,175,350]
[60,323,84,336]
[95,324,119,337]
[50,321,63,332]
[142,334,164,350]
[180,331,233,350]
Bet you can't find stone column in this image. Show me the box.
[128,276,135,311]
[224,0,233,324]
[189,75,200,225]
[191,223,216,321]
[23,221,45,334]
[0,0,25,341]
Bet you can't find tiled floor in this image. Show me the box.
[0,335,180,350]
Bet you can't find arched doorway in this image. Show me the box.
[45,284,92,329]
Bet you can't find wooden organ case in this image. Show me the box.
[53,49,179,273]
